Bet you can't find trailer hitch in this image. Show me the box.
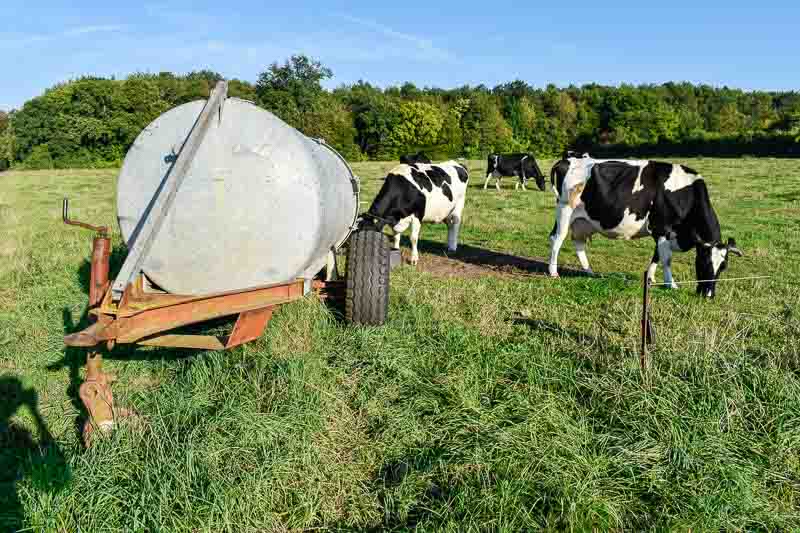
[62,198,109,237]
[62,197,129,445]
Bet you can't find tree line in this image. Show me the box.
[1,54,799,171]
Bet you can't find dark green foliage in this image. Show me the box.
[255,55,333,129]
[4,56,800,169]
[0,111,12,171]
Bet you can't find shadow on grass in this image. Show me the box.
[510,316,601,346]
[0,377,70,531]
[369,448,449,530]
[771,190,800,202]
[416,239,592,278]
[510,315,631,375]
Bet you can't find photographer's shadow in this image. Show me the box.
[0,377,70,531]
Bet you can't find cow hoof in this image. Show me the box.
[583,268,594,275]
[410,256,419,266]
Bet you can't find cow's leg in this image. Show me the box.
[647,246,659,284]
[657,236,679,289]
[484,171,500,190]
[392,217,412,250]
[548,204,573,278]
[409,216,422,266]
[446,196,466,253]
[446,215,461,252]
[571,218,593,274]
[574,239,591,273]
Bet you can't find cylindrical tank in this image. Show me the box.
[116,98,359,295]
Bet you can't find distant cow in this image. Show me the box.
[548,157,742,297]
[361,161,469,265]
[563,150,590,159]
[484,153,545,191]
[400,152,432,165]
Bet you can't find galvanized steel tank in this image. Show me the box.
[116,98,359,295]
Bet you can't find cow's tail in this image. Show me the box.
[550,163,559,198]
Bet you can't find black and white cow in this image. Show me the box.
[400,152,432,165]
[548,156,743,297]
[563,150,590,159]
[361,161,469,265]
[484,153,545,191]
[551,152,590,197]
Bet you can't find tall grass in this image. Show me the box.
[1,159,799,530]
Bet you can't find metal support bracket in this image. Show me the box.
[111,81,229,300]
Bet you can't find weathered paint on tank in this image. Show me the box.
[117,98,359,295]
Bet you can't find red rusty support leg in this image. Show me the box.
[226,307,274,349]
[89,236,111,308]
[81,235,124,445]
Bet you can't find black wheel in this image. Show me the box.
[345,229,390,325]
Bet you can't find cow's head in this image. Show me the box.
[533,172,546,192]
[694,236,743,297]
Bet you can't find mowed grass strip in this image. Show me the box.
[0,158,799,530]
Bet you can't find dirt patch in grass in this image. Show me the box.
[401,244,589,280]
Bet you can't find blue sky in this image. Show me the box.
[1,1,798,110]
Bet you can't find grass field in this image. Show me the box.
[1,158,800,531]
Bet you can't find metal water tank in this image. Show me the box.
[116,97,359,295]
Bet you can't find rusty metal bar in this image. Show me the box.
[226,307,274,348]
[108,278,306,318]
[89,236,111,309]
[109,280,303,344]
[138,334,226,350]
[111,81,228,300]
[66,274,347,351]
[63,198,109,236]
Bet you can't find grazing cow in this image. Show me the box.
[361,161,469,265]
[548,156,742,297]
[400,152,432,165]
[484,153,545,191]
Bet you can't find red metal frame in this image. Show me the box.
[66,260,343,351]
[62,198,345,444]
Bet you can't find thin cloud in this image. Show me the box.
[334,13,453,62]
[0,34,48,47]
[0,25,125,48]
[63,25,126,37]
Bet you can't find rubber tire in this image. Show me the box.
[345,229,390,325]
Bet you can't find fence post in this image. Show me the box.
[640,270,651,373]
